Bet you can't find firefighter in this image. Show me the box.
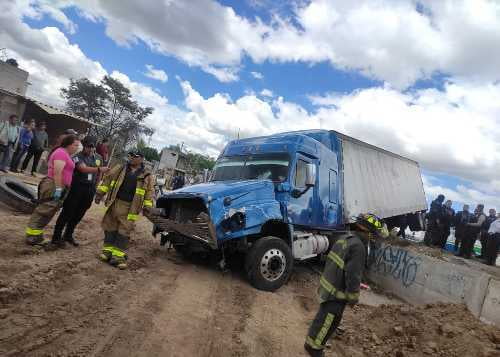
[94,151,154,269]
[50,136,109,247]
[25,135,80,245]
[304,213,389,357]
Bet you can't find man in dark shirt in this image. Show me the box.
[435,200,455,249]
[424,194,445,246]
[21,121,48,176]
[48,136,109,248]
[454,204,471,252]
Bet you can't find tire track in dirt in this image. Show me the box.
[198,271,256,357]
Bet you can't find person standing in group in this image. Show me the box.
[96,138,110,165]
[94,151,154,270]
[50,136,109,248]
[424,194,445,246]
[454,204,471,252]
[479,209,497,259]
[10,118,35,173]
[458,204,486,259]
[0,114,20,173]
[396,214,408,239]
[171,171,185,190]
[304,213,389,357]
[484,213,500,266]
[25,135,80,246]
[435,200,454,249]
[21,121,48,176]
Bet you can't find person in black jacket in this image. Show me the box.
[424,194,445,246]
[435,200,455,249]
[454,204,471,252]
[459,204,486,259]
[304,213,389,357]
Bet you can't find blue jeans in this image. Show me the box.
[10,145,28,171]
[0,143,13,171]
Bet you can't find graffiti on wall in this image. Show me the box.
[370,245,422,288]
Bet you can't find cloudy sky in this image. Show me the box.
[1,0,499,210]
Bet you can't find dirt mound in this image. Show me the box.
[337,303,500,357]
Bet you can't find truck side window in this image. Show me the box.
[295,159,308,188]
[329,169,337,203]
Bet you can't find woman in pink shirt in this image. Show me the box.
[25,135,80,247]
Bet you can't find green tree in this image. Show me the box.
[61,78,109,124]
[61,75,154,155]
[137,138,160,162]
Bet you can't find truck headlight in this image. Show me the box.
[222,211,246,232]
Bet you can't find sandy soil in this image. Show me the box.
[0,204,499,357]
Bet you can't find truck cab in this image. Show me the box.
[152,130,427,291]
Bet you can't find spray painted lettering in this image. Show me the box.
[371,245,421,288]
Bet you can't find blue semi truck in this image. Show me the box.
[150,129,427,291]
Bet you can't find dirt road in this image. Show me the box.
[1,204,499,357]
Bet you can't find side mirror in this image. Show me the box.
[305,163,316,187]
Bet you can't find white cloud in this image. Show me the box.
[31,0,500,87]
[251,71,264,79]
[260,89,273,97]
[423,175,498,211]
[144,64,168,83]
[0,1,106,103]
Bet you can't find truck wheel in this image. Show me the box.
[245,236,293,292]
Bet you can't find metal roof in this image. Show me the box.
[29,100,100,126]
[0,86,100,126]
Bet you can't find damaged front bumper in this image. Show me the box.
[146,204,218,249]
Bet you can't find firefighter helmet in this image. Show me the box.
[355,213,389,239]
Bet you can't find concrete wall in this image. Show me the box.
[0,61,29,96]
[367,243,499,327]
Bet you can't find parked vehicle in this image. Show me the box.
[150,130,427,291]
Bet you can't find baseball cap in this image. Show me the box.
[64,128,78,135]
[128,150,144,158]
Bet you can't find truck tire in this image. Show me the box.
[245,236,293,292]
[0,176,36,214]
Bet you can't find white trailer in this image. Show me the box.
[337,132,428,223]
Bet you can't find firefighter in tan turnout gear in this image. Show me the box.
[94,151,154,269]
[305,213,389,357]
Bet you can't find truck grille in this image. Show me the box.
[147,198,216,247]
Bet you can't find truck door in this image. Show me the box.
[287,154,316,227]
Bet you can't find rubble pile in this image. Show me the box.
[339,303,500,357]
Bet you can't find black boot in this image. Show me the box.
[63,223,79,246]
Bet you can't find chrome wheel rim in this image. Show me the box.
[260,248,286,282]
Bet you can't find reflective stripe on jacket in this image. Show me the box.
[318,232,366,304]
[96,163,154,219]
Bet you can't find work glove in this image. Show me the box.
[53,188,63,200]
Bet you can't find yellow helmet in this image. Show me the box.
[355,213,389,239]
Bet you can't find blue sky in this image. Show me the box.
[1,0,499,210]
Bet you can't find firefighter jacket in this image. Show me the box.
[318,231,366,305]
[96,163,154,221]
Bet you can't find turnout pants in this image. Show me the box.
[53,183,95,242]
[305,300,346,354]
[25,178,66,245]
[101,199,134,261]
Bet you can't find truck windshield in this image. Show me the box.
[211,153,290,182]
